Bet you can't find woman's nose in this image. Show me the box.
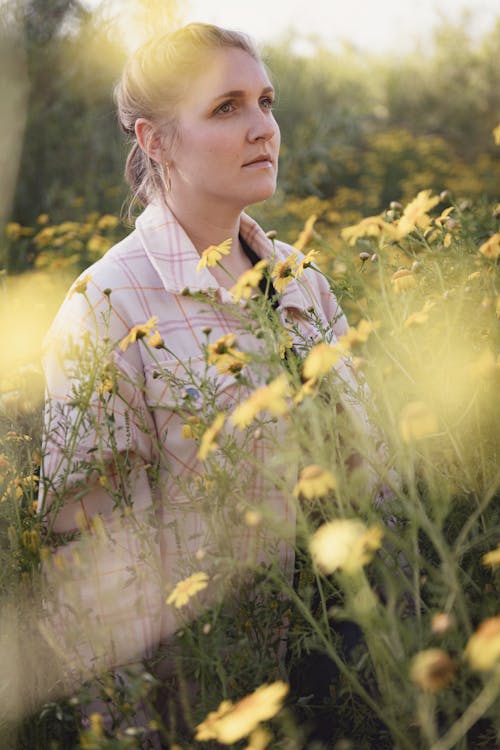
[247,108,279,143]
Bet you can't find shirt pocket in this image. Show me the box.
[143,355,242,412]
[143,355,244,457]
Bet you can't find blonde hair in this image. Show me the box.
[114,23,260,216]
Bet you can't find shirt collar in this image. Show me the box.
[135,201,311,311]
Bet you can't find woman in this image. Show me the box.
[40,23,362,684]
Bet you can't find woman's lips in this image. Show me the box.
[242,158,273,168]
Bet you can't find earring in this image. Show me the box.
[160,162,172,194]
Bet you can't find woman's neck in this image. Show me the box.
[165,196,253,289]
[165,195,241,255]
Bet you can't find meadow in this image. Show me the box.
[0,3,499,749]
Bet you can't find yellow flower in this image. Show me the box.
[482,544,500,569]
[36,213,49,225]
[197,412,225,460]
[245,727,272,750]
[230,259,268,301]
[119,316,159,351]
[341,319,379,349]
[479,233,500,261]
[434,206,455,227]
[207,333,249,375]
[341,216,398,246]
[181,416,199,440]
[33,226,56,248]
[97,377,114,396]
[147,330,164,348]
[399,401,438,443]
[196,238,232,270]
[271,253,298,293]
[166,571,209,608]
[493,123,500,145]
[97,214,119,230]
[293,464,337,499]
[309,519,383,575]
[195,682,289,744]
[465,617,500,671]
[230,375,289,430]
[294,214,317,251]
[397,190,440,238]
[88,712,104,738]
[208,332,237,356]
[404,300,435,328]
[217,353,250,375]
[87,233,112,255]
[5,222,23,241]
[69,274,92,297]
[301,342,342,381]
[296,248,321,277]
[279,330,294,359]
[410,649,456,693]
[293,377,318,404]
[391,269,417,294]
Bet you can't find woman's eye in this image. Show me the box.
[261,97,274,110]
[216,101,235,114]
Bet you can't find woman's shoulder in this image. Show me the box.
[63,222,169,311]
[46,227,161,345]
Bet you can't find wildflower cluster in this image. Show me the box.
[1,187,499,750]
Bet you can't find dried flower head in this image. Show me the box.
[410,649,456,692]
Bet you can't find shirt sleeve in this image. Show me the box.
[39,284,157,533]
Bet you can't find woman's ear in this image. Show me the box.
[134,118,164,164]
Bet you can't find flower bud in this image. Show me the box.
[410,649,456,692]
[431,612,455,635]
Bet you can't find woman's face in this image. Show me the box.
[168,46,280,215]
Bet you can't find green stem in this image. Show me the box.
[430,673,500,750]
[279,577,415,750]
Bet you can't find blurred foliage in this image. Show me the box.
[1,2,499,272]
[267,21,500,204]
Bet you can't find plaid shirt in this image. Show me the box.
[40,201,353,667]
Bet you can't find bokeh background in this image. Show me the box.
[2,0,499,244]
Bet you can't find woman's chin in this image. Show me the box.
[242,181,278,208]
